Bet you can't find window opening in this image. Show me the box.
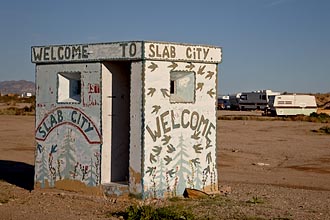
[170,71,195,103]
[58,72,81,103]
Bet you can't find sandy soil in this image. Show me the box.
[0,113,330,219]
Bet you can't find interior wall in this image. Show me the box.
[101,64,112,184]
[103,61,130,183]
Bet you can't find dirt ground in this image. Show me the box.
[0,113,330,219]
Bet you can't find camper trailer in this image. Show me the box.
[238,90,281,111]
[269,94,317,116]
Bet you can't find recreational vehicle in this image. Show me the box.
[238,90,281,111]
[228,93,241,110]
[269,94,317,116]
[217,95,230,110]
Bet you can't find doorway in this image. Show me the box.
[103,61,130,183]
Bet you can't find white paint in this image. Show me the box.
[101,64,112,184]
[129,61,143,193]
[144,42,222,63]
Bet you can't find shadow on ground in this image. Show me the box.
[0,160,34,191]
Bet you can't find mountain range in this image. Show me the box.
[0,80,35,95]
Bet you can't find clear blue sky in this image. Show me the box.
[0,0,329,94]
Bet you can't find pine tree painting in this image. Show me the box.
[59,129,77,179]
[172,134,191,194]
[194,163,203,189]
[87,158,96,186]
[155,158,166,197]
[35,144,48,188]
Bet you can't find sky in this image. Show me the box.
[0,0,329,94]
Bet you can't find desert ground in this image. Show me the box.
[0,112,330,219]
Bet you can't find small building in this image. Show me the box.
[21,92,33,98]
[31,41,222,198]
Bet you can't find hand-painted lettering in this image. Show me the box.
[181,109,190,128]
[146,117,161,142]
[171,110,180,129]
[147,109,214,142]
[160,111,171,134]
[38,126,46,138]
[148,44,156,58]
[120,43,128,57]
[203,48,209,59]
[37,108,96,139]
[36,107,101,144]
[129,43,136,56]
[43,47,50,61]
[32,45,90,62]
[82,45,88,58]
[190,111,199,130]
[148,44,176,59]
[58,47,64,60]
[205,122,215,142]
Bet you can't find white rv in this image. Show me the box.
[269,94,317,116]
[238,90,281,111]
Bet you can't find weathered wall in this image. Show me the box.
[129,61,143,194]
[35,63,102,188]
[142,60,218,198]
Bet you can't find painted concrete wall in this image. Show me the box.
[35,63,102,188]
[33,41,222,197]
[101,64,112,184]
[129,61,143,194]
[142,60,218,198]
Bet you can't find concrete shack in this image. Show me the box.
[31,41,222,198]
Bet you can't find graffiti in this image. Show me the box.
[160,88,170,98]
[32,45,89,62]
[35,128,101,187]
[207,88,216,98]
[197,65,206,75]
[143,59,219,198]
[148,44,176,59]
[88,83,100,93]
[148,62,158,72]
[161,135,171,145]
[151,105,161,114]
[205,71,215,80]
[147,43,211,61]
[168,62,178,71]
[193,144,203,154]
[146,109,215,143]
[166,144,176,153]
[185,63,195,71]
[147,88,156,97]
[36,107,101,144]
[185,47,210,60]
[196,82,204,91]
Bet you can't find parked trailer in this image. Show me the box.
[238,90,281,111]
[269,94,317,116]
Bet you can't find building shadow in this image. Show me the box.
[0,160,34,191]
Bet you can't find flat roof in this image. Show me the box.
[31,41,222,64]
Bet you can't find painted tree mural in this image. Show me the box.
[172,134,191,194]
[59,129,77,179]
[35,144,48,187]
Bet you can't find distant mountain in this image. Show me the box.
[0,80,35,95]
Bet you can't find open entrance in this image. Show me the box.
[102,61,130,184]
